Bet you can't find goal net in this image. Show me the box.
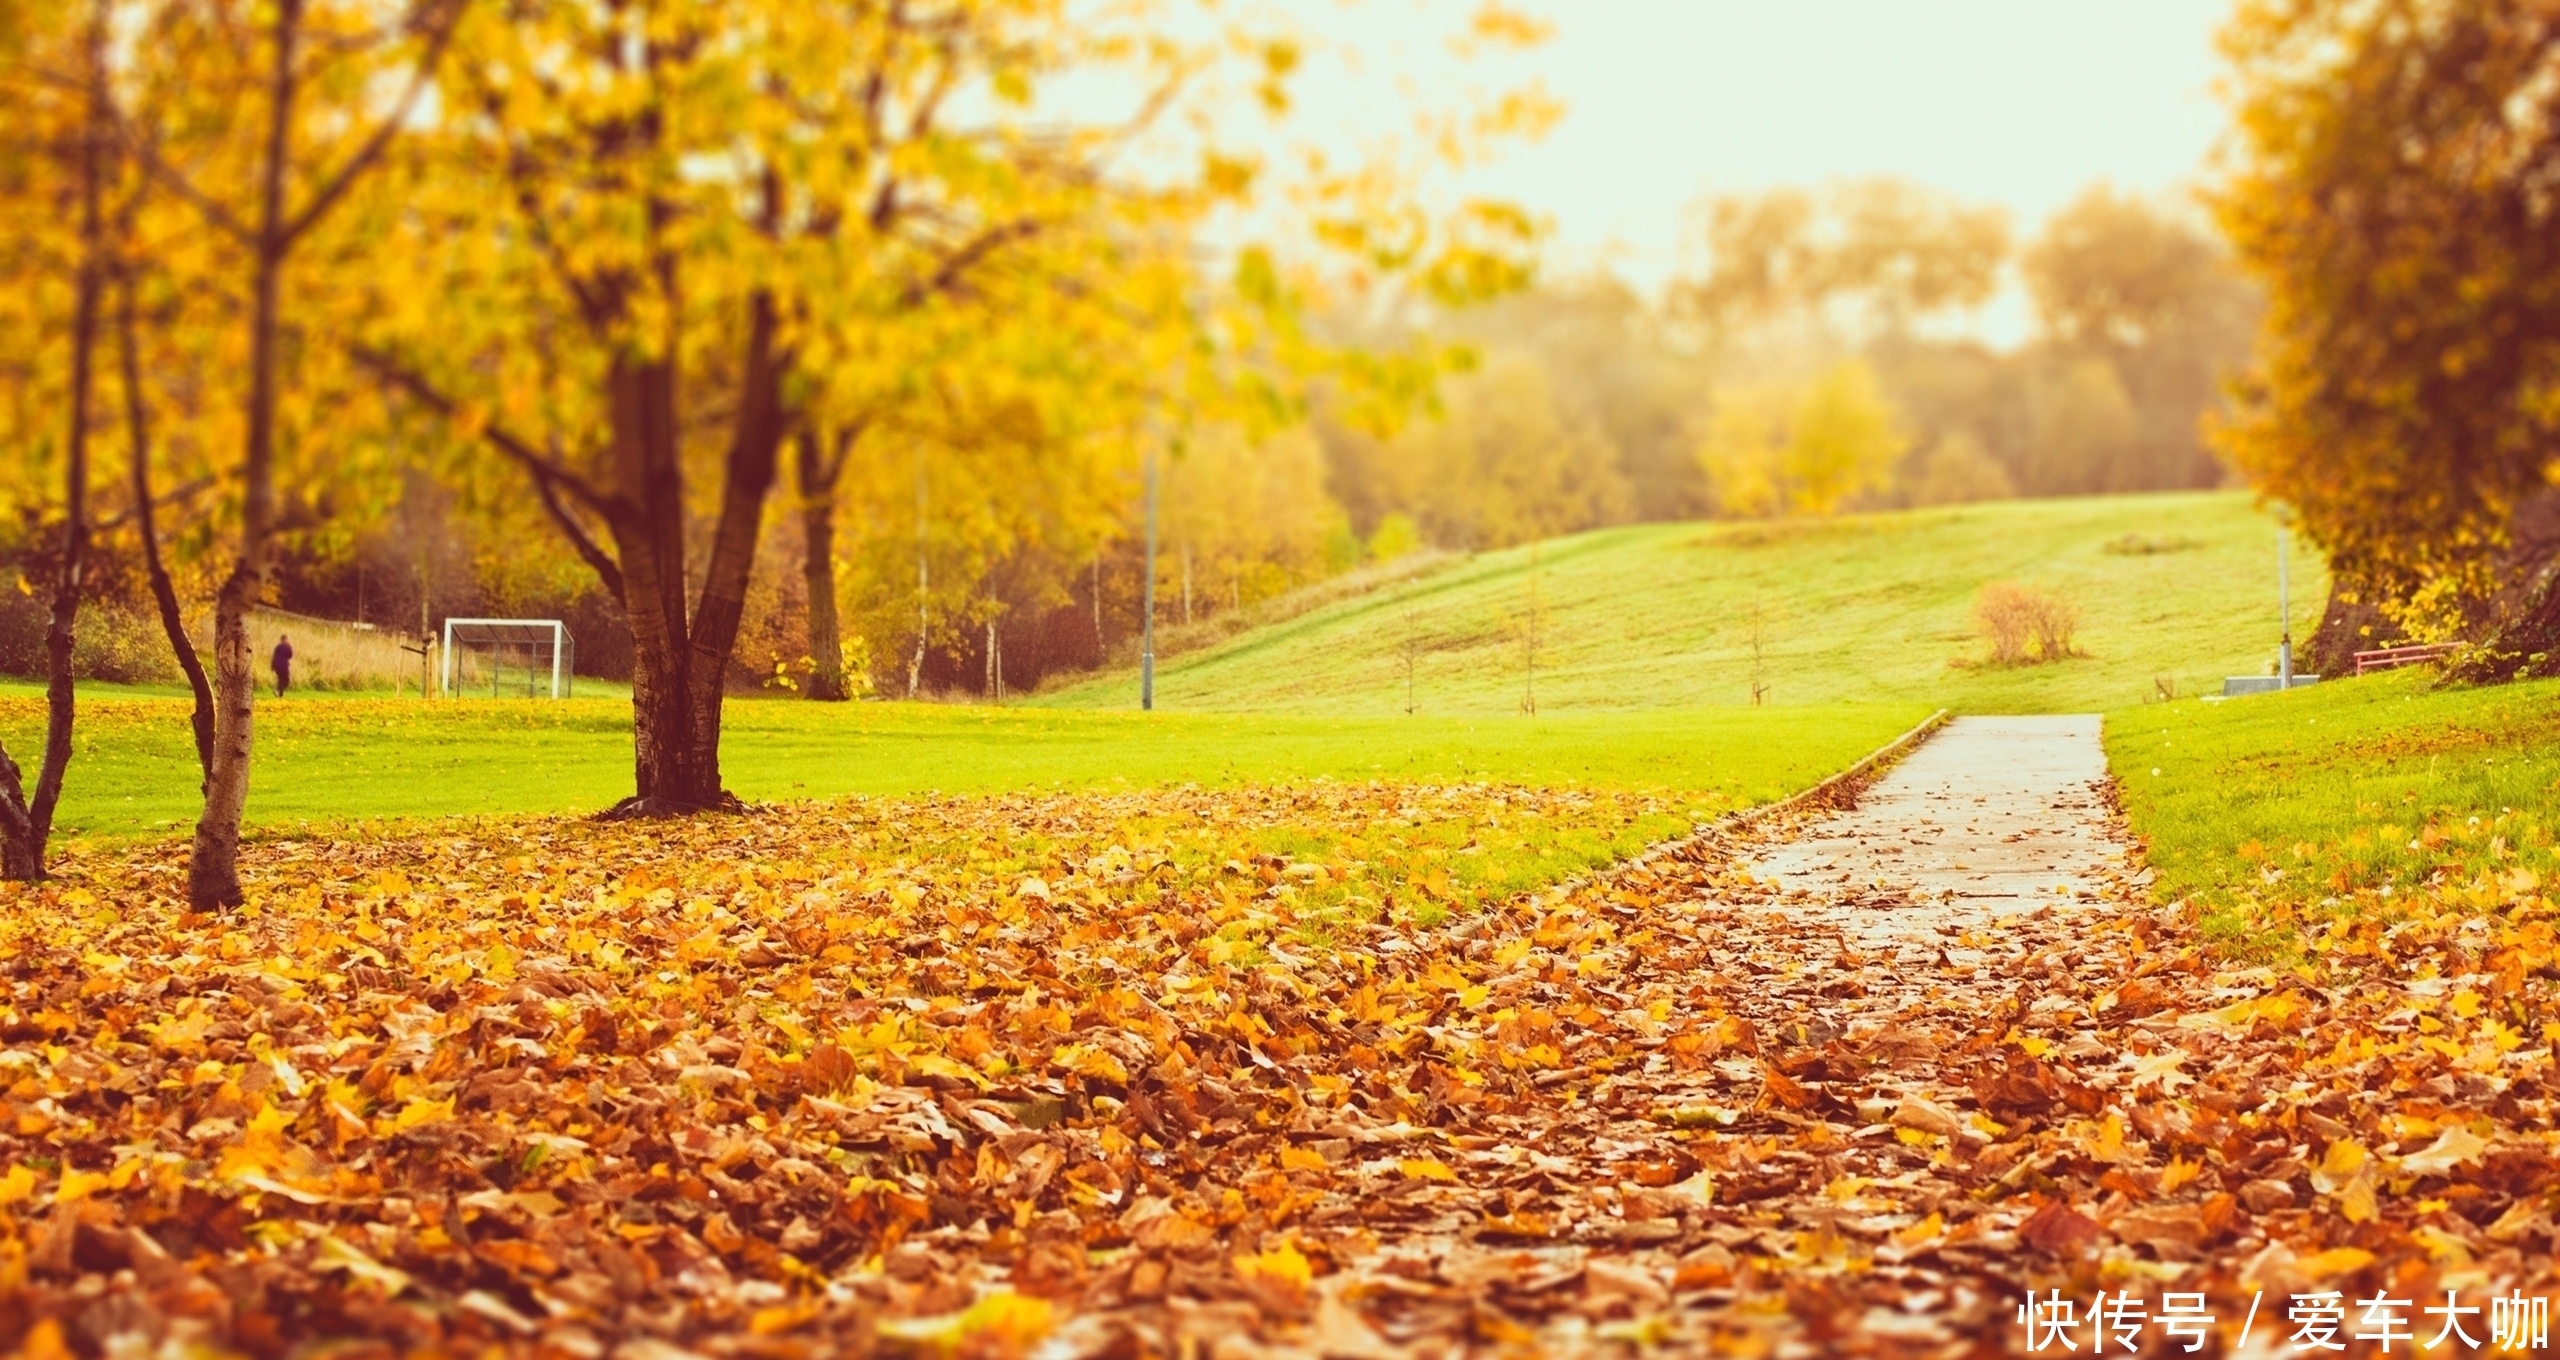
[441,619,575,699]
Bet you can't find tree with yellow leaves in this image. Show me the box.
[35,0,469,907]
[1697,359,1907,519]
[2215,0,2560,674]
[0,0,110,880]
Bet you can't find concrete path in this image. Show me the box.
[1746,715,2128,950]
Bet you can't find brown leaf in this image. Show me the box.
[2019,1200,2104,1257]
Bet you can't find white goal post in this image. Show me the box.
[440,618,574,699]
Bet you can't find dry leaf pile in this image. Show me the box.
[0,777,2552,1357]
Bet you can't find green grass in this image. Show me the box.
[0,685,1928,845]
[2106,668,2560,944]
[1038,491,2320,716]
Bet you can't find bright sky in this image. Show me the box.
[1292,0,2235,342]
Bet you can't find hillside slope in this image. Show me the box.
[1038,491,2323,715]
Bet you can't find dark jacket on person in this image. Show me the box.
[271,639,293,676]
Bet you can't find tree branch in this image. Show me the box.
[282,0,469,246]
[106,115,255,246]
[902,217,1041,306]
[345,343,631,598]
[344,343,612,513]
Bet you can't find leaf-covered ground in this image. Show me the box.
[0,772,2553,1357]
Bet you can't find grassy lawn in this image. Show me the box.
[0,683,1928,846]
[2106,668,2560,945]
[1040,491,2318,716]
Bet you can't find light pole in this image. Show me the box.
[2272,501,2297,688]
[1140,433,1159,711]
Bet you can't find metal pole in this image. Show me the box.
[441,618,454,698]
[1141,434,1158,711]
[550,623,562,699]
[2278,526,2293,689]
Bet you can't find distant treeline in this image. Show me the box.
[3,180,2254,701]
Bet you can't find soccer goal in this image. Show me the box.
[440,619,575,699]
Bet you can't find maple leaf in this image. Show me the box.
[2128,1050,2191,1091]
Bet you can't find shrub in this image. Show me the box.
[74,606,181,685]
[0,597,179,685]
[2101,533,2204,556]
[1975,582,2081,666]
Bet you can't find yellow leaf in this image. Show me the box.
[0,1164,36,1205]
[314,1236,411,1296]
[749,1301,823,1336]
[2298,1246,2375,1279]
[2160,1156,2202,1194]
[1892,1212,1944,1248]
[906,1052,991,1090]
[393,1095,454,1133]
[960,1290,1054,1347]
[53,1168,108,1204]
[18,1318,67,1360]
[1279,1144,1329,1173]
[1398,1156,1458,1183]
[2400,1125,2488,1175]
[1051,1043,1130,1085]
[1234,1238,1314,1289]
[2311,1138,2368,1192]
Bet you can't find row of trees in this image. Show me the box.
[1340,179,2261,545]
[0,0,1548,898]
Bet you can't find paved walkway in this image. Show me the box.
[1746,714,2128,950]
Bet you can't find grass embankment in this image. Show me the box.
[0,687,1924,864]
[2108,668,2560,947]
[1040,490,2319,716]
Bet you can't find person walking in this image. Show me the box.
[270,634,294,698]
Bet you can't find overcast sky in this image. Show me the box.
[1284,0,2235,341]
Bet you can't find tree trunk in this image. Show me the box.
[907,455,929,698]
[600,352,711,814]
[0,1,105,882]
[596,296,786,817]
[2463,557,2560,682]
[2301,577,2402,679]
[680,293,787,798]
[122,283,214,779]
[189,0,301,910]
[795,429,848,702]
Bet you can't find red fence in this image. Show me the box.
[2354,642,2458,675]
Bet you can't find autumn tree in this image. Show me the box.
[2215,0,2560,672]
[1697,359,1907,519]
[353,3,1239,807]
[1682,178,2010,341]
[0,0,110,880]
[2024,184,2255,491]
[67,0,465,907]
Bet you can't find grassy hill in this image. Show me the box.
[1037,491,2321,715]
